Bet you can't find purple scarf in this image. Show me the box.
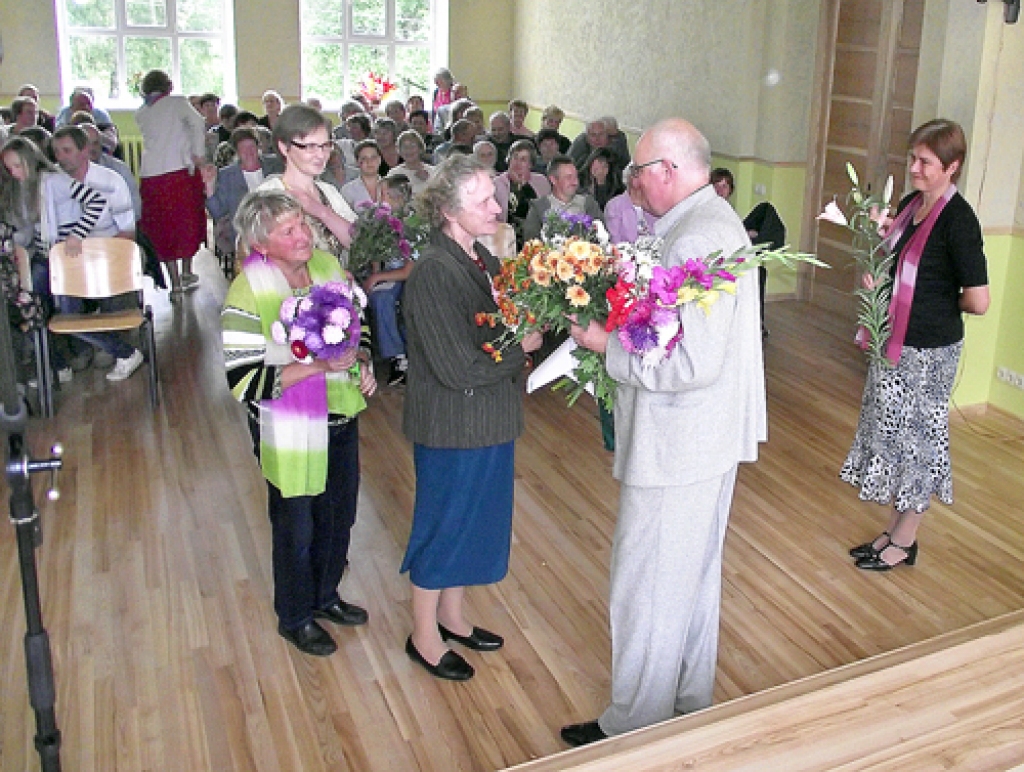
[877,184,957,366]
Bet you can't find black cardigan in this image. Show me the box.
[402,230,527,448]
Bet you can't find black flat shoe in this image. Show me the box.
[856,541,918,571]
[560,720,608,747]
[849,531,890,559]
[405,636,474,681]
[314,600,369,626]
[438,623,504,651]
[278,620,337,656]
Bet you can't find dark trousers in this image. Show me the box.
[254,418,361,630]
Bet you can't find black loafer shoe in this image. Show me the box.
[405,636,474,681]
[278,620,337,656]
[314,600,369,626]
[438,623,504,651]
[560,720,608,747]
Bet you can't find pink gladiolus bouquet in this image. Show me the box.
[271,280,366,364]
[609,236,823,367]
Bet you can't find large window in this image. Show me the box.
[55,0,236,108]
[301,0,447,107]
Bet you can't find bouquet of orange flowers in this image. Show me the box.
[477,235,619,408]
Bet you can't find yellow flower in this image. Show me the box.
[677,286,699,304]
[533,267,552,286]
[566,285,591,307]
[697,290,719,314]
[719,281,737,295]
[555,259,576,282]
[530,254,547,274]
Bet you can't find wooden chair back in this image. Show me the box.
[49,238,144,299]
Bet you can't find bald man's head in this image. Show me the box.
[632,119,712,216]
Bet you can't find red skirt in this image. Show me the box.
[140,168,207,262]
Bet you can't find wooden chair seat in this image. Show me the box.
[48,309,145,335]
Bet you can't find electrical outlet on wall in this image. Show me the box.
[753,183,767,196]
[996,366,1024,390]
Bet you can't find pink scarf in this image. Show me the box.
[875,184,956,366]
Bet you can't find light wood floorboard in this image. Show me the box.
[2,249,1024,770]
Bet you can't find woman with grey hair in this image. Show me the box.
[258,103,355,262]
[399,155,543,681]
[222,188,376,657]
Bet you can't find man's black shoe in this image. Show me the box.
[314,600,369,626]
[560,720,608,747]
[278,620,337,656]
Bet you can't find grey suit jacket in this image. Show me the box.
[402,230,527,449]
[606,184,767,488]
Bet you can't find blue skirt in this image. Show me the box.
[400,442,515,590]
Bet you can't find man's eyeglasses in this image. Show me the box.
[290,140,334,153]
[634,158,678,173]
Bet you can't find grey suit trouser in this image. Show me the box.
[599,465,738,736]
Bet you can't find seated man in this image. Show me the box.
[523,155,604,242]
[569,117,631,176]
[51,125,144,382]
[486,111,514,173]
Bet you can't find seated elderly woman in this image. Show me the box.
[222,188,377,656]
[472,139,497,171]
[493,139,551,250]
[258,104,355,262]
[258,90,284,130]
[400,154,542,681]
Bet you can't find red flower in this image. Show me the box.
[291,340,310,360]
[605,279,637,332]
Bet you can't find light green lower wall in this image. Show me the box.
[970,233,1024,417]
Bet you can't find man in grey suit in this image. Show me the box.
[562,118,767,746]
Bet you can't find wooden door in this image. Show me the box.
[800,0,925,317]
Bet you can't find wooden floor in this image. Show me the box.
[2,250,1024,771]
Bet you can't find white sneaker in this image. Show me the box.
[106,349,144,382]
[58,367,73,384]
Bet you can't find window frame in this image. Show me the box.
[300,0,449,110]
[54,0,238,110]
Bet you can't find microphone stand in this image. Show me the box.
[1,306,63,771]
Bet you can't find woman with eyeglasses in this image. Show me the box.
[258,104,355,263]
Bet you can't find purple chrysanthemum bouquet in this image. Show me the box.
[271,280,367,364]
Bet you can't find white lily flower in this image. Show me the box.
[817,200,848,227]
[846,162,859,188]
